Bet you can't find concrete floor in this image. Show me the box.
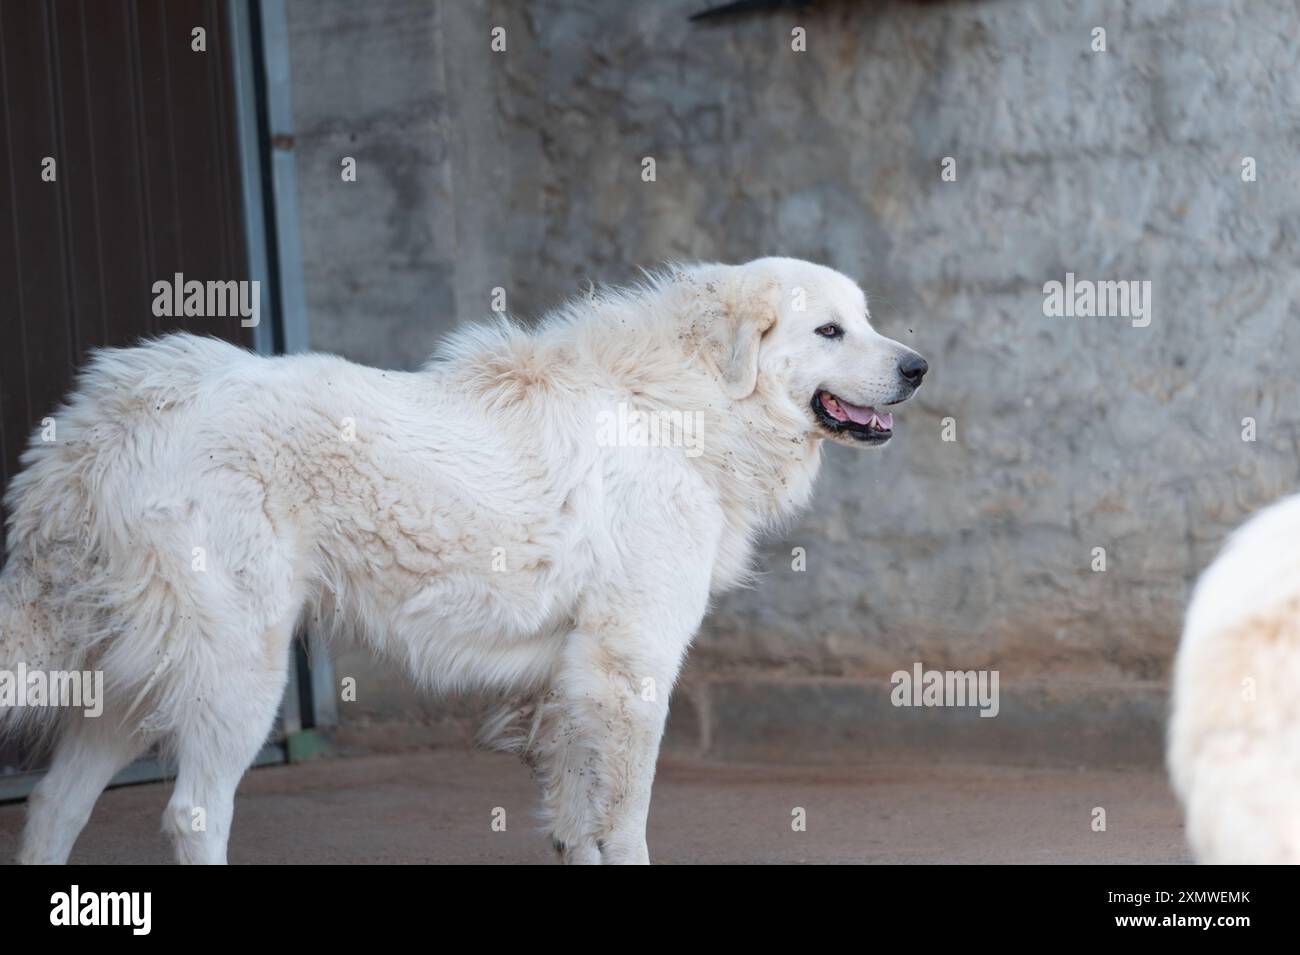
[0,749,1190,864]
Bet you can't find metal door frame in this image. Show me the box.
[229,0,334,760]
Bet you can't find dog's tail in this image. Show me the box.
[0,557,65,747]
[0,565,22,744]
[1168,493,1300,862]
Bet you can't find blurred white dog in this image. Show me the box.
[1169,494,1300,862]
[1,257,926,864]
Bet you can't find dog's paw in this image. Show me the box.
[552,837,602,865]
[600,834,650,865]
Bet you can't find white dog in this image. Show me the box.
[1,257,926,864]
[1169,493,1300,862]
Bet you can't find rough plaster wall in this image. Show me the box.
[285,0,460,368]
[285,0,1300,764]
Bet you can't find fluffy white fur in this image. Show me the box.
[1,257,924,864]
[1169,493,1300,862]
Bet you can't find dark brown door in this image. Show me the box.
[0,0,253,776]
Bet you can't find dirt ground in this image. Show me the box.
[0,749,1190,864]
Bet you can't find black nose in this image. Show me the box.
[898,352,928,386]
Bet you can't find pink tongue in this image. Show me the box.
[840,399,874,425]
[837,398,893,430]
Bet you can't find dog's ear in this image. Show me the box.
[700,268,780,400]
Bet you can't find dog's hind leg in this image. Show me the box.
[16,717,147,864]
[162,622,295,865]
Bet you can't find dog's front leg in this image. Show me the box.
[536,622,691,865]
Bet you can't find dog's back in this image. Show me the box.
[1169,493,1300,862]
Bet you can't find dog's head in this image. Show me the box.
[691,257,927,447]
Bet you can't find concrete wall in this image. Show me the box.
[284,0,1300,765]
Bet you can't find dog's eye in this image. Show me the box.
[815,323,844,339]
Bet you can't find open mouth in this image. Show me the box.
[812,390,894,444]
